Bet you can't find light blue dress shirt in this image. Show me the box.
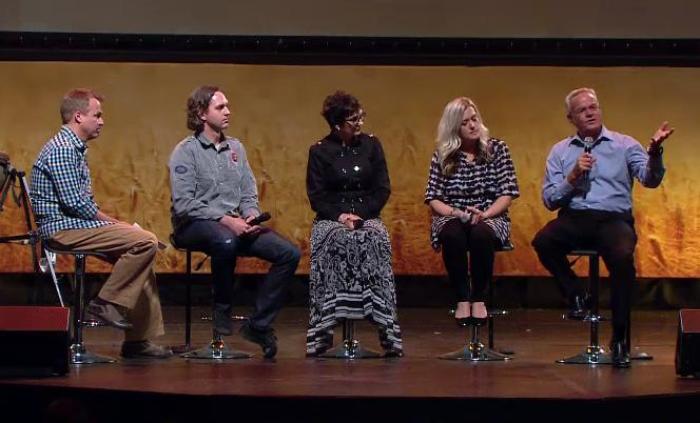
[542,126,665,212]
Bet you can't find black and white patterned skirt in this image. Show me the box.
[306,218,402,355]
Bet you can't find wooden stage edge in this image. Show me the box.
[1,307,699,422]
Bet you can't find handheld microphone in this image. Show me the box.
[582,137,594,199]
[248,212,271,226]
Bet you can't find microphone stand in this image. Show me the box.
[0,167,40,272]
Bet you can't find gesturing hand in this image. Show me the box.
[650,121,675,151]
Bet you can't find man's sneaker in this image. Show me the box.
[239,322,277,359]
[121,340,173,359]
[86,299,133,330]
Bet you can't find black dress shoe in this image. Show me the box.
[611,340,631,368]
[240,322,278,359]
[566,295,589,320]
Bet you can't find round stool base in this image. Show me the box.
[319,340,381,359]
[182,340,251,360]
[71,344,117,364]
[439,342,512,361]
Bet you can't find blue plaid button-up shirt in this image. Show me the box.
[30,126,111,239]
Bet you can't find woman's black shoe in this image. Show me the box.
[470,316,487,327]
[455,317,471,327]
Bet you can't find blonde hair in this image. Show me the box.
[435,97,491,176]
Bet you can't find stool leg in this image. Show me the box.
[43,249,64,307]
[319,319,381,359]
[70,254,116,364]
[628,306,653,361]
[185,250,192,349]
[487,277,513,355]
[557,254,612,365]
[488,281,495,349]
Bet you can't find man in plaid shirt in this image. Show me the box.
[30,89,171,359]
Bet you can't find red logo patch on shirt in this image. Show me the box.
[230,151,238,163]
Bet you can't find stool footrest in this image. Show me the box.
[488,309,508,317]
[561,313,610,322]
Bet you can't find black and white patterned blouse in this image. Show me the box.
[424,138,519,250]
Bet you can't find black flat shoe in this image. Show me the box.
[455,317,471,327]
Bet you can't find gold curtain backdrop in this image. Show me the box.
[0,62,698,276]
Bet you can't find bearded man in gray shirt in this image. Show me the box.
[169,86,300,359]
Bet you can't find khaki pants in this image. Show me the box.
[51,223,164,342]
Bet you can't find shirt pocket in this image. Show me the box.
[194,176,215,197]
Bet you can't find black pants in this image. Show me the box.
[438,219,500,303]
[174,220,301,330]
[531,209,637,340]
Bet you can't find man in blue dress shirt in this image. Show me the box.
[532,87,674,367]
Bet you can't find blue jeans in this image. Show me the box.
[174,220,301,329]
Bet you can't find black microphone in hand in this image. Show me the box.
[248,212,271,226]
[582,136,594,199]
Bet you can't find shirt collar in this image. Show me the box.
[196,132,230,151]
[60,126,88,153]
[567,126,613,147]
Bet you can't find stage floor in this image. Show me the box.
[1,307,698,422]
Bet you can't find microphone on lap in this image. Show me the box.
[248,212,271,226]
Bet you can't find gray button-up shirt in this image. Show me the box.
[169,133,260,229]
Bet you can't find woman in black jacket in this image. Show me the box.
[305,91,402,357]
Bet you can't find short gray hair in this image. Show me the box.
[565,87,597,113]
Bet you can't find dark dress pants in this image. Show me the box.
[438,219,500,303]
[174,220,301,330]
[531,209,637,340]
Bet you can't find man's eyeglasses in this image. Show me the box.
[344,111,366,126]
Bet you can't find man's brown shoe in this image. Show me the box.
[86,300,133,330]
[121,341,173,359]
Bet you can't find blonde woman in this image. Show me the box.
[424,97,519,326]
